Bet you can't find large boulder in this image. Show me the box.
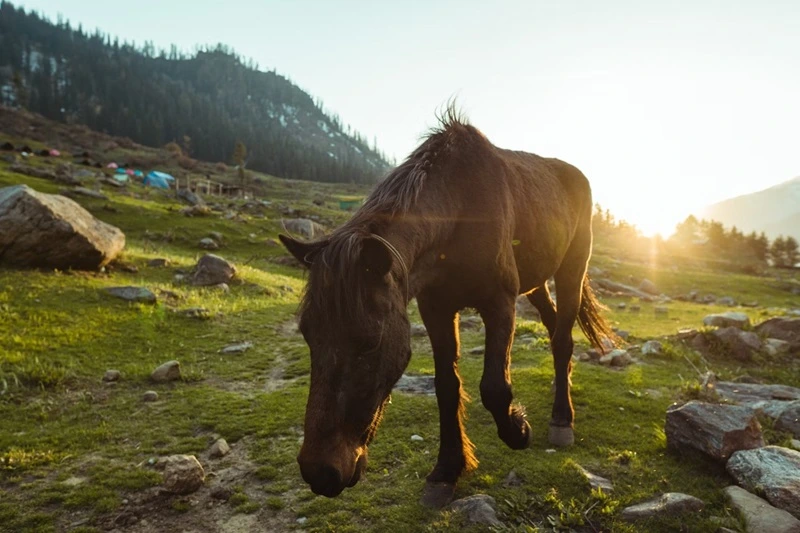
[703,312,751,329]
[723,485,800,533]
[727,446,800,519]
[712,327,763,361]
[755,318,800,343]
[162,455,205,494]
[0,184,125,269]
[189,254,236,286]
[665,401,764,461]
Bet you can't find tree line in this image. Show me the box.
[0,1,390,184]
[593,206,799,270]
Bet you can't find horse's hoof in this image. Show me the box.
[420,481,456,509]
[548,425,574,447]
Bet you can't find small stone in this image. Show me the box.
[210,484,232,501]
[468,346,484,355]
[105,286,157,304]
[575,464,614,493]
[296,517,308,525]
[502,470,523,487]
[791,439,800,451]
[162,455,205,494]
[630,304,641,312]
[544,449,556,454]
[189,254,236,287]
[103,369,121,382]
[641,340,663,355]
[718,296,736,306]
[220,341,253,354]
[199,237,219,250]
[621,493,704,522]
[448,494,501,526]
[409,323,427,338]
[616,330,630,340]
[410,434,424,442]
[147,258,170,267]
[610,350,632,367]
[639,278,658,295]
[212,282,230,293]
[209,438,231,458]
[151,361,181,383]
[142,390,159,402]
[617,302,627,310]
[723,485,800,533]
[394,374,436,395]
[703,312,750,329]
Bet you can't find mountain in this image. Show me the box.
[698,176,800,241]
[0,1,390,184]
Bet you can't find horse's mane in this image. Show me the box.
[299,105,489,326]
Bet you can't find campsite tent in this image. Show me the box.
[107,162,118,169]
[144,170,175,189]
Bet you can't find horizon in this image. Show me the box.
[10,0,800,237]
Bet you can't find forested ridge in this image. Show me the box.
[0,1,390,183]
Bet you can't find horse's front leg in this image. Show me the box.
[417,293,477,508]
[478,295,532,450]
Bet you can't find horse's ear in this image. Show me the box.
[360,237,393,277]
[279,234,326,268]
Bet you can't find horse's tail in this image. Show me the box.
[577,276,617,352]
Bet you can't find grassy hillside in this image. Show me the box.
[0,155,798,533]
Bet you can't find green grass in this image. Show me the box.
[0,158,798,532]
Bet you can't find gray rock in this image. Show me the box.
[665,401,764,461]
[715,381,800,404]
[617,302,627,310]
[502,470,523,487]
[792,439,800,451]
[162,455,205,494]
[0,184,125,270]
[639,278,659,295]
[712,327,762,361]
[654,306,669,315]
[189,254,236,286]
[515,295,540,319]
[467,346,485,355]
[151,361,181,383]
[208,231,224,244]
[630,304,641,312]
[599,349,632,367]
[220,341,253,354]
[616,329,630,340]
[177,188,204,206]
[209,438,231,458]
[717,296,736,306]
[212,282,230,293]
[282,218,326,239]
[755,318,800,343]
[641,340,663,355]
[105,286,157,304]
[459,315,483,330]
[147,258,170,267]
[595,278,652,299]
[142,390,159,402]
[448,494,501,527]
[723,485,800,533]
[776,402,800,438]
[727,446,800,519]
[575,464,614,493]
[621,492,704,522]
[704,312,750,329]
[410,323,427,337]
[765,338,792,356]
[62,186,107,200]
[210,484,233,501]
[394,374,435,395]
[198,237,219,250]
[103,370,121,382]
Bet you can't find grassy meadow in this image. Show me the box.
[1,158,799,533]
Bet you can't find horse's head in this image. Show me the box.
[280,233,411,497]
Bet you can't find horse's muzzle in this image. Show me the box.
[298,452,367,497]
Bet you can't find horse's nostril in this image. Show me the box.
[302,462,343,497]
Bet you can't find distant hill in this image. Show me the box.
[698,176,800,241]
[0,1,390,184]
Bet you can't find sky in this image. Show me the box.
[13,0,800,236]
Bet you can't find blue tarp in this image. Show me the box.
[144,170,175,189]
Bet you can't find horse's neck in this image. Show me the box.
[383,209,456,301]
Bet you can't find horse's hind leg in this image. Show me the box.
[478,292,532,450]
[417,292,476,508]
[549,224,592,446]
[527,284,557,339]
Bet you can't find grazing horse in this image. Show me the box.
[280,109,614,506]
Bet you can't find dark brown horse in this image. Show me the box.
[280,109,614,506]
